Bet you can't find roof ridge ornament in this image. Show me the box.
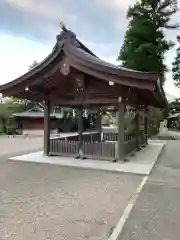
[60,21,66,31]
[56,21,77,45]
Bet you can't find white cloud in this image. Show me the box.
[0,33,119,85]
[0,33,52,84]
[96,0,136,30]
[4,0,68,21]
[5,0,134,19]
[83,39,120,58]
[3,0,134,34]
[1,0,180,97]
[3,0,79,34]
[97,0,135,11]
[165,80,180,99]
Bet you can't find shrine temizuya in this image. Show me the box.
[0,22,167,161]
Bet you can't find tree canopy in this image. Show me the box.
[118,0,178,85]
[29,60,39,70]
[172,36,180,88]
[168,98,180,114]
[0,98,26,133]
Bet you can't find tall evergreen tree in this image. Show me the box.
[172,36,180,87]
[118,0,178,85]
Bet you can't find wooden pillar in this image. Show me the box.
[144,107,148,145]
[96,110,102,141]
[44,100,50,156]
[77,107,83,157]
[117,98,125,161]
[135,109,140,151]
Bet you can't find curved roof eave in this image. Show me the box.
[63,43,159,82]
[0,35,98,94]
[0,42,63,92]
[156,80,168,108]
[0,27,164,106]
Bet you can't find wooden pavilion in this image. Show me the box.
[0,23,167,161]
[12,103,64,134]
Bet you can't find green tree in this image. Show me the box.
[168,98,180,113]
[0,98,25,133]
[118,0,178,85]
[172,36,180,87]
[29,60,39,70]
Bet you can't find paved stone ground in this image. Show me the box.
[0,136,43,157]
[158,129,180,140]
[0,137,142,240]
[10,140,164,175]
[119,140,180,240]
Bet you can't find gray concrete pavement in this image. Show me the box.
[119,140,180,240]
[0,144,142,239]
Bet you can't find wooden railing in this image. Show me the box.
[50,139,78,156]
[139,133,146,147]
[50,139,116,161]
[103,132,118,141]
[83,141,115,160]
[103,132,134,142]
[103,131,147,155]
[124,138,137,154]
[49,131,147,161]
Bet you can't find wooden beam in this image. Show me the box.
[77,107,83,158]
[135,109,140,151]
[117,99,125,161]
[96,109,102,141]
[30,56,67,87]
[144,106,148,145]
[44,100,50,156]
[68,60,155,90]
[50,97,119,106]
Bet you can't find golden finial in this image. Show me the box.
[60,21,65,29]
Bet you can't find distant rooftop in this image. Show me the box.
[12,104,64,119]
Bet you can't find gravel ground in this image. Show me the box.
[0,136,143,239]
[0,136,43,156]
[0,159,142,240]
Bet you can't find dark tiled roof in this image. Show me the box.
[0,26,167,108]
[168,112,180,119]
[12,104,64,119]
[12,111,63,119]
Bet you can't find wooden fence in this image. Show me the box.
[50,139,116,161]
[103,132,134,142]
[124,139,137,155]
[103,131,147,155]
[83,141,116,160]
[49,131,147,161]
[50,139,78,156]
[139,133,146,147]
[103,132,118,142]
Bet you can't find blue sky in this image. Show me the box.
[0,0,180,97]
